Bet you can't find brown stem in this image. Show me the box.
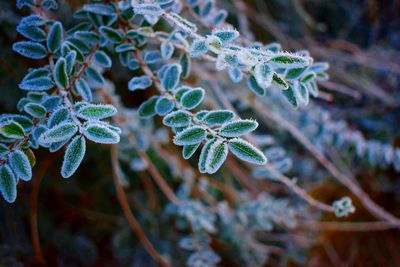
[137,149,179,204]
[298,221,398,232]
[225,157,259,197]
[29,153,59,265]
[255,103,400,226]
[138,172,160,211]
[110,145,173,267]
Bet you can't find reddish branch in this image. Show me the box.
[110,145,173,267]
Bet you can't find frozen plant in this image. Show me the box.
[1,0,399,266]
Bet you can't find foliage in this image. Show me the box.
[1,0,399,266]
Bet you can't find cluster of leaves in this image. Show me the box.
[5,0,395,266]
[136,62,266,174]
[133,0,328,110]
[0,0,121,202]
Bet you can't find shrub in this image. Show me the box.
[1,0,399,266]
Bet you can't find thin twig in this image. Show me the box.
[110,145,173,267]
[298,221,398,232]
[29,154,56,264]
[137,149,179,204]
[254,103,400,226]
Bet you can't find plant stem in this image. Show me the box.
[137,149,179,204]
[110,145,173,267]
[298,221,398,232]
[29,152,59,264]
[255,103,400,226]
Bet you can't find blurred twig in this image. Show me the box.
[110,145,173,267]
[254,102,400,226]
[298,221,398,232]
[29,156,53,265]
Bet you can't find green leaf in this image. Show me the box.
[63,42,84,62]
[0,164,17,203]
[161,64,181,90]
[133,3,163,17]
[0,115,32,130]
[308,81,319,97]
[161,41,174,60]
[0,121,25,139]
[203,110,234,126]
[27,91,46,101]
[85,67,105,86]
[173,126,206,146]
[179,52,191,79]
[17,19,46,42]
[76,104,117,120]
[168,12,197,34]
[247,75,265,96]
[40,122,78,144]
[269,53,310,68]
[206,140,228,174]
[128,75,152,91]
[83,3,114,16]
[272,73,288,90]
[68,37,90,53]
[229,68,242,83]
[65,51,77,74]
[144,51,162,64]
[180,87,205,109]
[211,28,239,46]
[228,138,267,165]
[309,62,329,73]
[74,78,92,102]
[198,139,215,173]
[155,96,175,115]
[94,51,112,68]
[47,107,69,128]
[53,57,69,89]
[74,31,100,45]
[254,63,273,89]
[99,26,123,44]
[301,72,316,83]
[24,103,47,118]
[195,110,209,120]
[183,143,201,159]
[19,76,54,91]
[282,85,299,108]
[189,39,208,57]
[0,144,8,156]
[83,123,120,144]
[219,119,258,137]
[47,21,63,53]
[23,149,36,168]
[163,110,191,127]
[174,86,190,101]
[12,41,47,59]
[298,83,309,105]
[61,135,86,178]
[9,150,32,181]
[138,96,159,118]
[285,67,306,80]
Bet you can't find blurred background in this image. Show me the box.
[1,0,400,266]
